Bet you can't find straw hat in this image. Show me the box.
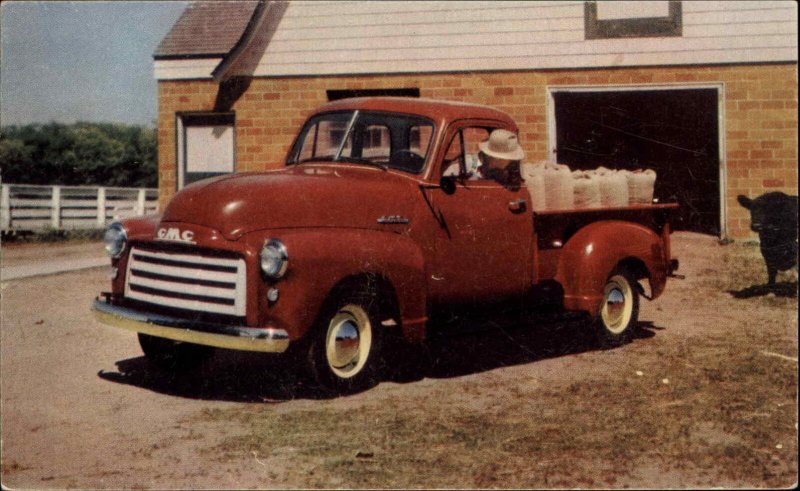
[479,129,525,161]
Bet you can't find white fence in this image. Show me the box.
[0,184,158,232]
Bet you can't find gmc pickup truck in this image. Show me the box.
[93,97,678,394]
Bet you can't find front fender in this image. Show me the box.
[554,220,668,316]
[121,213,162,241]
[110,214,163,295]
[251,228,428,342]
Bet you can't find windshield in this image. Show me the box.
[287,110,435,174]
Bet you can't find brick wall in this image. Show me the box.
[157,63,797,238]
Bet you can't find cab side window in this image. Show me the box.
[441,132,464,178]
[461,127,491,179]
[442,126,505,181]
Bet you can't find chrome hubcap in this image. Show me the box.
[329,320,360,369]
[325,305,372,379]
[601,276,633,334]
[605,288,626,325]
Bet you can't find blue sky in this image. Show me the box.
[1,1,188,127]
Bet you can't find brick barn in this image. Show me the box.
[153,0,797,239]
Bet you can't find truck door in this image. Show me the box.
[427,124,533,305]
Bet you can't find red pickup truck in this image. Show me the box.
[93,97,678,393]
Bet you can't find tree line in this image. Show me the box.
[0,122,157,188]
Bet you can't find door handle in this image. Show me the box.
[508,199,527,213]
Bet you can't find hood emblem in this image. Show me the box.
[377,215,410,225]
[156,227,196,244]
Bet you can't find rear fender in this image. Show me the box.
[554,220,668,316]
[252,229,428,342]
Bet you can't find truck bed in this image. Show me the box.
[532,203,678,281]
[533,202,679,217]
[533,203,678,244]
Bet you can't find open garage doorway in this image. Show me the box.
[550,87,722,235]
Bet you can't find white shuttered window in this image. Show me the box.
[177,113,236,189]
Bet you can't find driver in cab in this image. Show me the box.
[472,129,524,189]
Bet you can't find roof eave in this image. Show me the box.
[211,0,270,82]
[153,53,230,61]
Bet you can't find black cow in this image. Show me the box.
[737,192,798,284]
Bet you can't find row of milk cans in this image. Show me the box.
[520,162,657,211]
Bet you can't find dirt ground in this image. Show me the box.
[0,239,106,268]
[1,232,797,489]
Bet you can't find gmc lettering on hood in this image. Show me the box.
[156,228,195,244]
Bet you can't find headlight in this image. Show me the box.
[260,239,288,278]
[103,222,128,258]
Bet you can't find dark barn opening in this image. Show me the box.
[327,88,420,101]
[554,89,720,234]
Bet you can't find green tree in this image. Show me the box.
[72,126,126,185]
[0,122,157,187]
[0,137,34,183]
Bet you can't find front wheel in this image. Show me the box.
[594,267,640,348]
[307,292,383,395]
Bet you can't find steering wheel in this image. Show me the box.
[391,150,425,170]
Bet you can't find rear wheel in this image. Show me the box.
[307,290,384,394]
[594,267,640,348]
[138,333,213,370]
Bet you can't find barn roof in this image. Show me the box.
[154,1,260,59]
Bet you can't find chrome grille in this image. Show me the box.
[124,247,247,316]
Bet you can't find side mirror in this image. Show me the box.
[440,175,457,195]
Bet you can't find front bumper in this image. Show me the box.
[92,299,290,353]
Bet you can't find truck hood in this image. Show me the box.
[160,165,420,239]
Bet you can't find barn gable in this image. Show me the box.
[155,1,798,80]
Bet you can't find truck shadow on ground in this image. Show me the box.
[416,317,657,381]
[97,316,660,402]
